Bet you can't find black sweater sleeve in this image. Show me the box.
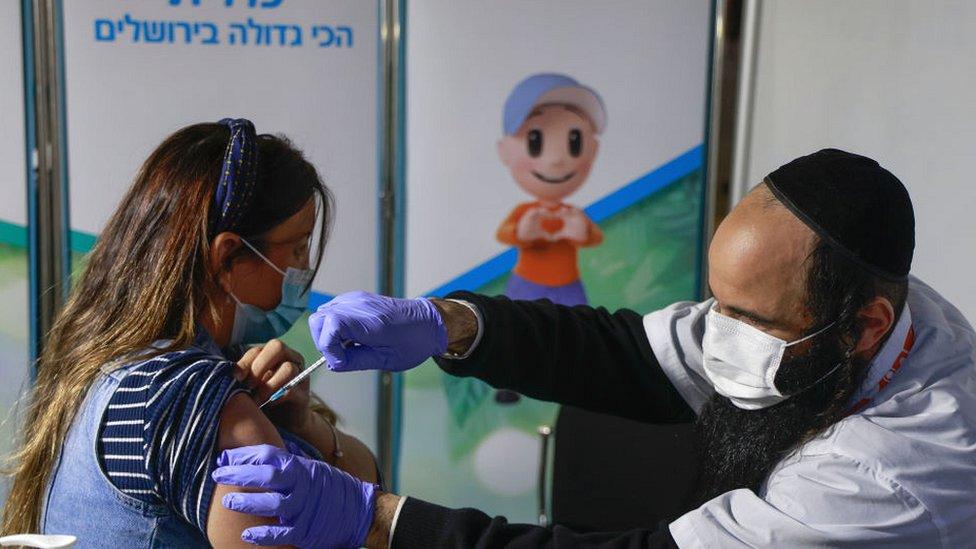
[392,497,680,549]
[433,292,694,424]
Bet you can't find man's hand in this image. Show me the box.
[309,292,449,373]
[236,339,312,433]
[213,444,376,548]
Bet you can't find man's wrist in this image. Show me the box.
[430,298,479,356]
[366,491,402,548]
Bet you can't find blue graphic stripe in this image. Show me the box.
[426,143,703,298]
[428,249,519,298]
[309,291,334,311]
[585,144,703,222]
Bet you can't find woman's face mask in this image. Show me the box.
[227,237,312,346]
[702,303,838,410]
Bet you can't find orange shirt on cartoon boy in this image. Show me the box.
[496,73,606,305]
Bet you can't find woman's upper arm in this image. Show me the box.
[335,430,378,484]
[207,393,287,549]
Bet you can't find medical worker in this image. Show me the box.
[215,149,976,548]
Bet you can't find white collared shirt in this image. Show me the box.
[645,276,976,547]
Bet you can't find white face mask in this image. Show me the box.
[702,303,837,410]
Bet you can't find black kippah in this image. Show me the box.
[765,148,914,281]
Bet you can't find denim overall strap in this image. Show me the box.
[42,367,210,548]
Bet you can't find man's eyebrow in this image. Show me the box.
[724,304,781,327]
[526,108,544,120]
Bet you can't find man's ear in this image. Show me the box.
[211,232,243,292]
[854,296,896,355]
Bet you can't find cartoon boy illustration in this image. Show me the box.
[496,73,606,306]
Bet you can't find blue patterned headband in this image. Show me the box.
[210,118,258,236]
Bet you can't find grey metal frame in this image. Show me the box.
[701,0,727,300]
[377,0,404,489]
[701,0,746,300]
[731,0,761,205]
[28,0,69,364]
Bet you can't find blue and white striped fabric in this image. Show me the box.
[98,347,249,533]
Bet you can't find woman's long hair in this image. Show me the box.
[2,123,333,533]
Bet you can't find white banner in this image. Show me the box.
[61,0,380,447]
[401,0,711,520]
[0,1,26,228]
[0,0,30,501]
[405,0,710,297]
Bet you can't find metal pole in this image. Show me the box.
[730,0,761,205]
[28,0,68,367]
[377,0,403,490]
[700,0,746,300]
[700,0,726,300]
[536,425,553,526]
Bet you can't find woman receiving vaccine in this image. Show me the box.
[3,119,376,548]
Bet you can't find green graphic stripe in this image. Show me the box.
[0,220,27,248]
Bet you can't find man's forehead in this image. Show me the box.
[708,193,816,323]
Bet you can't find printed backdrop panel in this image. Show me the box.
[0,0,30,502]
[61,0,380,448]
[401,0,711,521]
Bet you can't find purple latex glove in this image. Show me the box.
[308,291,448,372]
[212,444,375,548]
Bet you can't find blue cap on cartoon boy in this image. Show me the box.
[502,73,607,136]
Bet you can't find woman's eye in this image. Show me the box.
[527,130,543,158]
[295,240,310,259]
[568,129,582,157]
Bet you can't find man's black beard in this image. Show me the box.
[689,331,867,507]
